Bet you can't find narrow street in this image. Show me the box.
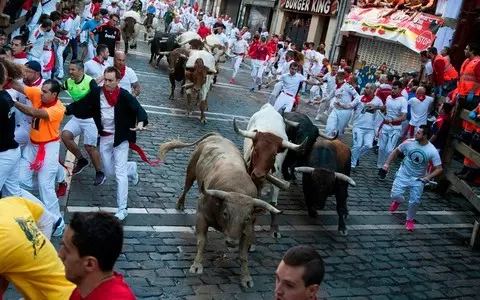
[6,38,480,299]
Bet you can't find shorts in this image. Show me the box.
[63,117,98,146]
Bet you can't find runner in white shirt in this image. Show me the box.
[377,81,408,178]
[382,126,443,231]
[405,86,434,138]
[267,51,295,105]
[223,17,233,37]
[27,20,55,64]
[85,44,111,85]
[215,27,229,48]
[114,51,140,96]
[267,62,320,112]
[338,83,383,168]
[168,16,185,34]
[229,34,249,83]
[325,72,359,138]
[28,0,61,32]
[56,8,75,79]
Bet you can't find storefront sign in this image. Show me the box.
[280,0,339,16]
[341,6,444,53]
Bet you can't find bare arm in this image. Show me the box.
[131,81,141,97]
[10,79,25,94]
[382,147,401,171]
[14,102,50,120]
[423,165,443,181]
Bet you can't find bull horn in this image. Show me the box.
[281,137,307,152]
[182,83,194,89]
[294,167,315,174]
[200,182,229,200]
[318,130,338,140]
[180,54,188,59]
[334,172,356,186]
[284,118,299,127]
[158,51,171,55]
[253,198,282,214]
[266,173,290,190]
[233,118,256,139]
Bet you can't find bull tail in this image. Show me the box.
[158,132,218,160]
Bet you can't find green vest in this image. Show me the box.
[63,75,93,102]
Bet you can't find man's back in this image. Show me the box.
[0,199,75,299]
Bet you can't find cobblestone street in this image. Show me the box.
[6,40,480,300]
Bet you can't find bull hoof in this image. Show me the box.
[241,276,254,288]
[248,244,256,252]
[200,118,207,124]
[189,263,204,274]
[338,229,348,236]
[271,231,282,239]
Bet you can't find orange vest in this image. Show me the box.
[436,54,458,81]
[458,57,480,96]
[463,102,480,133]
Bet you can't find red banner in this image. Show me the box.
[341,6,444,53]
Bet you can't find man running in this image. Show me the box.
[114,51,141,96]
[65,67,149,221]
[11,77,66,235]
[229,33,248,84]
[90,14,121,65]
[0,197,75,299]
[85,44,111,83]
[61,59,105,185]
[382,126,443,231]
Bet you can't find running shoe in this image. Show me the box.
[94,171,106,186]
[389,201,401,213]
[73,158,89,175]
[378,168,387,181]
[115,209,128,221]
[229,78,234,84]
[131,173,140,186]
[405,219,415,231]
[56,182,68,197]
[53,217,65,237]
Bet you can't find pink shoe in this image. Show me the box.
[405,219,415,231]
[389,201,400,213]
[229,78,234,84]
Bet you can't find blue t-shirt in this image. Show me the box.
[82,20,102,43]
[147,7,156,14]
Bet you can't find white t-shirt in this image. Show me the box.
[328,82,359,107]
[398,139,442,178]
[119,67,138,93]
[385,96,408,124]
[28,27,55,59]
[85,59,110,86]
[60,17,74,39]
[100,93,115,133]
[170,22,185,34]
[215,33,228,46]
[408,96,434,127]
[280,73,305,95]
[351,96,383,129]
[425,60,433,76]
[231,39,248,54]
[13,57,28,65]
[323,72,336,96]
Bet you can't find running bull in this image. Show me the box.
[166,48,189,100]
[233,104,306,205]
[158,133,281,288]
[121,11,141,54]
[281,111,337,182]
[149,32,180,66]
[294,140,357,236]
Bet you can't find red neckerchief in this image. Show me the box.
[417,95,426,102]
[117,65,126,79]
[360,94,374,103]
[13,52,27,59]
[40,98,58,108]
[93,56,104,66]
[3,79,12,89]
[24,76,43,87]
[62,15,70,23]
[391,94,403,100]
[103,86,120,106]
[336,81,345,89]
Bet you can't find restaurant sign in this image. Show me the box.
[280,0,339,16]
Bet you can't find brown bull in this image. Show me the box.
[158,133,281,288]
[166,48,189,100]
[121,16,139,53]
[184,58,214,123]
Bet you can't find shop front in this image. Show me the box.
[237,0,276,33]
[271,0,339,49]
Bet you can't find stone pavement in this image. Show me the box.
[6,39,480,299]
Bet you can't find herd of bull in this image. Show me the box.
[148,31,228,123]
[158,104,357,288]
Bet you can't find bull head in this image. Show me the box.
[233,118,306,185]
[200,182,281,247]
[295,167,356,186]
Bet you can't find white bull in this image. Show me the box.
[234,104,306,205]
[121,11,141,54]
[176,31,202,49]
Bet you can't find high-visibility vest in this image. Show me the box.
[458,57,480,96]
[435,54,458,81]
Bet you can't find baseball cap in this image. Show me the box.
[25,61,42,73]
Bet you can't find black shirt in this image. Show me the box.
[92,24,121,57]
[0,90,19,152]
[213,22,226,34]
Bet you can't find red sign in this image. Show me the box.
[280,0,339,16]
[341,6,444,53]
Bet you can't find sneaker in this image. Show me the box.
[389,201,401,213]
[131,173,140,186]
[73,158,89,175]
[250,87,255,93]
[53,217,65,237]
[115,209,128,221]
[56,182,68,197]
[405,219,415,231]
[378,168,387,181]
[258,84,262,90]
[57,71,64,79]
[93,171,106,186]
[229,78,234,84]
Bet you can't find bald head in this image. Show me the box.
[114,51,126,69]
[416,86,426,97]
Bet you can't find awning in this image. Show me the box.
[340,6,444,53]
[242,0,276,8]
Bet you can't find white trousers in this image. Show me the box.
[251,59,266,87]
[231,55,243,79]
[15,124,31,149]
[0,147,38,202]
[19,141,62,218]
[63,117,99,146]
[351,127,375,168]
[100,136,137,210]
[325,109,353,138]
[391,169,425,220]
[310,85,321,102]
[377,125,402,168]
[273,92,295,112]
[87,43,96,61]
[268,81,283,105]
[55,43,67,76]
